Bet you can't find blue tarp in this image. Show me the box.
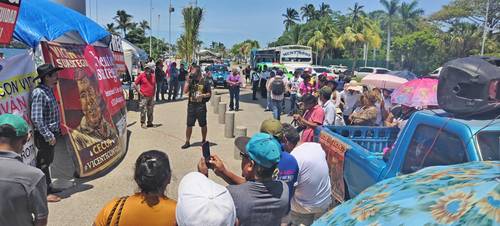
[14,0,109,48]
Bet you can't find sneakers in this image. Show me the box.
[181,142,190,149]
[147,123,154,128]
[141,123,147,129]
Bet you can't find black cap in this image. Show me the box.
[36,64,62,79]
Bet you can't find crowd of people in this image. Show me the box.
[247,65,419,133]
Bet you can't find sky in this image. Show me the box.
[85,0,452,48]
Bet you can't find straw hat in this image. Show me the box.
[346,80,363,92]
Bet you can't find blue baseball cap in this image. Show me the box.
[245,133,281,168]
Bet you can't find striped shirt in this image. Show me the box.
[31,84,60,142]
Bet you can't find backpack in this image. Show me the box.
[271,77,285,95]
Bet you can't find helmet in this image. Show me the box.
[437,56,500,117]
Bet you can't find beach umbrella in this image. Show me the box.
[391,78,438,108]
[361,74,408,90]
[312,161,500,226]
[389,70,419,81]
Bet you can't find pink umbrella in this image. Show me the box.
[391,78,438,107]
[361,74,408,90]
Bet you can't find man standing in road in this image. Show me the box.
[227,68,242,111]
[267,70,287,120]
[251,67,260,100]
[31,63,63,203]
[168,62,179,101]
[155,61,166,101]
[178,63,187,99]
[288,71,303,116]
[0,114,49,226]
[260,65,270,99]
[135,63,156,128]
[181,65,211,149]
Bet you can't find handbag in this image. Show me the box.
[106,196,129,226]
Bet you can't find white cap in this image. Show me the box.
[176,172,236,226]
[145,62,156,69]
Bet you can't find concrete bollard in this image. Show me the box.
[218,102,227,124]
[235,126,247,138]
[212,95,221,109]
[225,111,235,138]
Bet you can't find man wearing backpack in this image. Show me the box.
[267,70,287,120]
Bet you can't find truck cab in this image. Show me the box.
[316,110,499,200]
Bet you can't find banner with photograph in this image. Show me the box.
[110,35,127,77]
[0,52,37,165]
[0,0,21,44]
[318,130,349,202]
[41,41,127,177]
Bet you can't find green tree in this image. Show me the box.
[431,0,499,30]
[300,4,318,22]
[139,20,151,33]
[380,0,400,67]
[307,31,326,64]
[179,6,204,63]
[282,8,300,31]
[105,23,119,35]
[392,27,444,73]
[114,10,133,36]
[399,1,424,33]
[318,3,333,17]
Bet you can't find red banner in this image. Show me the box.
[41,41,127,177]
[0,0,21,44]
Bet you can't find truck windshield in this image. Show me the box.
[209,65,228,72]
[476,131,500,161]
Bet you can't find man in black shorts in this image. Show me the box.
[181,65,211,149]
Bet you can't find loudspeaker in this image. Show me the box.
[437,56,500,117]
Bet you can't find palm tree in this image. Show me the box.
[105,23,119,35]
[399,0,424,33]
[348,3,365,24]
[180,6,204,62]
[335,16,381,75]
[282,8,300,31]
[114,10,133,36]
[139,20,151,33]
[318,3,333,17]
[307,31,326,64]
[380,0,400,68]
[300,4,317,22]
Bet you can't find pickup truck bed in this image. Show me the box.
[322,126,400,153]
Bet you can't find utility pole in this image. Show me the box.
[480,0,490,56]
[149,0,153,58]
[157,14,160,54]
[169,0,172,45]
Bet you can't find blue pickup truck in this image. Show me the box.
[315,109,499,202]
[208,64,230,88]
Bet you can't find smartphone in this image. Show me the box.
[202,141,211,165]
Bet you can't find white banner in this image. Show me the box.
[281,49,312,58]
[0,52,38,165]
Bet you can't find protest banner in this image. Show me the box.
[110,35,127,78]
[318,130,349,202]
[0,52,37,165]
[41,41,127,177]
[0,0,21,44]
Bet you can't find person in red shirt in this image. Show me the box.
[293,94,325,142]
[135,63,156,128]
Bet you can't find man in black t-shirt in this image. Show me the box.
[181,65,211,149]
[178,63,187,99]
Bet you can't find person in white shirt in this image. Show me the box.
[260,65,270,100]
[319,87,337,126]
[281,123,331,226]
[288,71,303,116]
[251,67,260,100]
[340,81,362,124]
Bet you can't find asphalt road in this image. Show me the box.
[48,86,293,226]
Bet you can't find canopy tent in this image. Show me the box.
[122,39,148,61]
[13,0,109,48]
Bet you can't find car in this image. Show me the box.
[330,65,348,74]
[355,67,390,78]
[429,67,442,77]
[315,109,499,202]
[312,66,336,79]
[208,64,230,88]
[257,62,293,80]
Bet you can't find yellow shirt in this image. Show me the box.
[94,193,176,226]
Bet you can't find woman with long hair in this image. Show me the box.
[94,150,176,226]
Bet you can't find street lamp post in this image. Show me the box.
[480,0,490,56]
[149,0,153,58]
